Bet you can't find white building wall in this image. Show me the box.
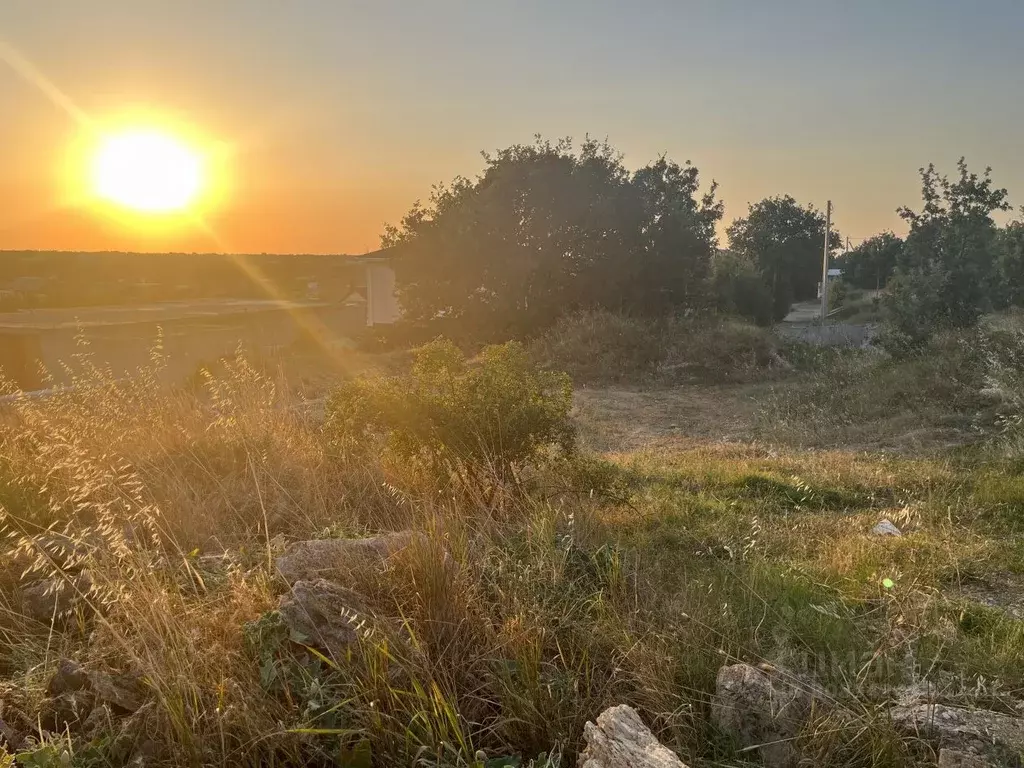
[365,263,401,325]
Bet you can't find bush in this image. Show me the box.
[711,250,775,327]
[877,269,952,355]
[325,338,575,482]
[530,311,784,386]
[528,311,665,385]
[827,278,847,309]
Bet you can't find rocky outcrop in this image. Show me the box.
[711,663,828,768]
[578,705,688,768]
[890,702,1024,767]
[278,579,373,658]
[275,530,429,585]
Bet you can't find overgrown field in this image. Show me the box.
[1,323,1024,767]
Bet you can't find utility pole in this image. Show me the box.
[820,200,832,323]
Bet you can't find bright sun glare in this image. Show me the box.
[91,130,204,213]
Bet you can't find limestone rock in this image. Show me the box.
[578,705,688,768]
[711,663,826,768]
[88,670,147,714]
[47,658,88,695]
[275,530,428,585]
[278,579,371,658]
[871,519,903,536]
[890,703,1024,766]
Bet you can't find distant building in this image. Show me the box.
[356,250,401,326]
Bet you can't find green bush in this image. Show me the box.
[711,250,775,326]
[827,278,847,309]
[325,338,575,481]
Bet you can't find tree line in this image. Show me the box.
[385,137,1023,349]
[384,136,837,339]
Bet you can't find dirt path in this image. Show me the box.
[781,300,822,324]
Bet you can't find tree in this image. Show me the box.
[838,232,903,290]
[998,215,1024,307]
[726,196,842,321]
[882,158,1010,350]
[381,137,722,340]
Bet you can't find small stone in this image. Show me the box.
[88,671,147,714]
[47,659,88,695]
[19,573,93,625]
[81,703,114,738]
[871,519,902,536]
[278,579,371,659]
[578,704,688,767]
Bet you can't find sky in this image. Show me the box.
[1,0,1023,255]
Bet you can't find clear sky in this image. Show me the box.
[1,0,1022,254]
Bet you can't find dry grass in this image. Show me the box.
[1,337,1023,766]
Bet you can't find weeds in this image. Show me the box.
[529,310,785,387]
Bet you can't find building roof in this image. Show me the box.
[348,247,396,263]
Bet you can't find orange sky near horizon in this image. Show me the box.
[2,1,1022,256]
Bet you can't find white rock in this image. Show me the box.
[578,705,688,768]
[871,519,902,536]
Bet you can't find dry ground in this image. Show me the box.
[572,384,765,452]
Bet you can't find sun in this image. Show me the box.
[91,129,204,213]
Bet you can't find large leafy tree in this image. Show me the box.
[883,159,1010,349]
[726,196,842,321]
[838,232,903,290]
[381,137,722,340]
